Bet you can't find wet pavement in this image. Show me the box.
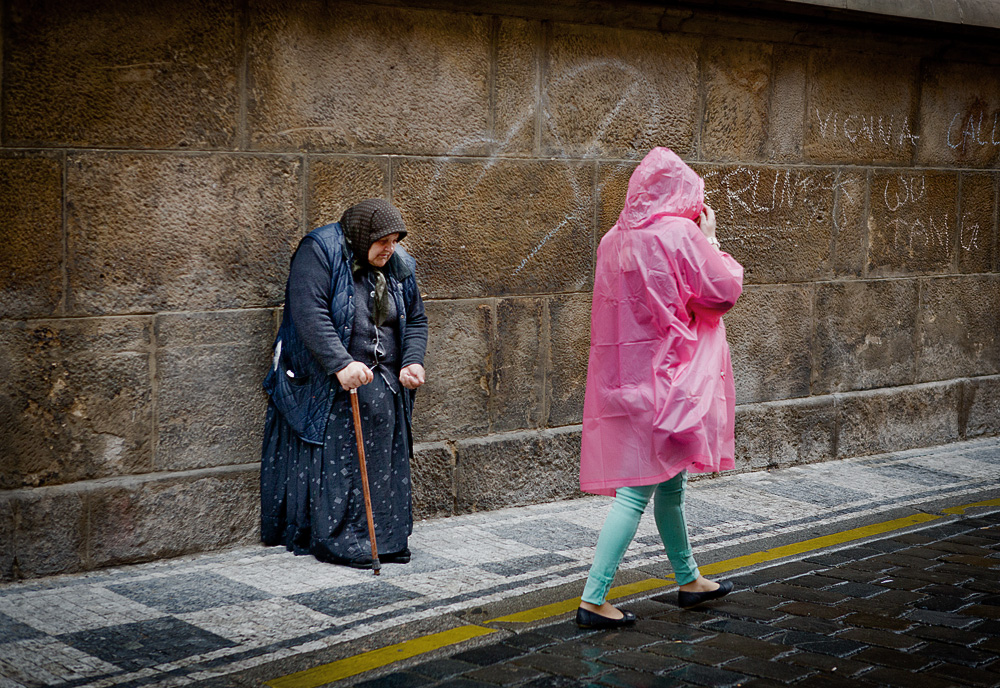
[350,511,1000,688]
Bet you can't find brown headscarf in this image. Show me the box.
[339,199,407,260]
[339,199,407,327]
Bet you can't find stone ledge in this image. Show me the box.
[454,426,585,514]
[0,464,260,581]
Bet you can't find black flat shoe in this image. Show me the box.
[382,548,411,564]
[677,580,734,608]
[575,607,637,629]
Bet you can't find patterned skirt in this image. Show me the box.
[260,373,412,565]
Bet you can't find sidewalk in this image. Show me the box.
[321,508,1000,688]
[1,438,998,688]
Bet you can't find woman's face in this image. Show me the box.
[368,233,400,267]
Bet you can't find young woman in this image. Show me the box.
[577,148,744,628]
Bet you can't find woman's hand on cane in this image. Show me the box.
[336,361,374,390]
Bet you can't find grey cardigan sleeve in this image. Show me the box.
[401,281,428,369]
[287,239,354,376]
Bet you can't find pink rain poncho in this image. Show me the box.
[580,148,744,496]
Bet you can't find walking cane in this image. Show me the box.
[350,388,381,576]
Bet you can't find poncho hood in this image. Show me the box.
[619,147,704,229]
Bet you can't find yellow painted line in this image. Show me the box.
[487,596,582,624]
[487,575,676,624]
[265,625,497,688]
[608,575,676,600]
[942,498,1000,515]
[699,512,941,576]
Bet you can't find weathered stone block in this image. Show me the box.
[0,155,63,318]
[454,427,582,513]
[88,468,260,568]
[805,50,919,164]
[155,311,274,471]
[831,169,867,277]
[963,375,1000,439]
[494,17,540,156]
[867,171,957,276]
[308,156,389,230]
[0,497,15,580]
[812,280,920,393]
[411,441,454,520]
[766,45,808,162]
[734,397,836,471]
[543,24,698,158]
[4,0,237,148]
[493,298,543,432]
[918,276,1000,382]
[14,488,87,578]
[702,164,836,283]
[726,286,812,403]
[411,300,492,441]
[248,2,491,154]
[916,60,1000,168]
[836,383,960,458]
[597,161,639,240]
[0,318,152,489]
[547,293,592,427]
[66,153,302,315]
[958,173,997,274]
[392,158,594,298]
[701,40,772,161]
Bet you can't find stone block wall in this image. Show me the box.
[1,0,998,579]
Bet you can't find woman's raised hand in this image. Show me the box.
[698,204,717,241]
[336,361,374,390]
[399,363,426,390]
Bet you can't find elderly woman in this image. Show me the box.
[261,199,428,568]
[576,148,744,628]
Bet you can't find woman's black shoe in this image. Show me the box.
[575,607,637,629]
[382,548,411,564]
[677,580,734,608]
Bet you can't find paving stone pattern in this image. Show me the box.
[373,514,1000,687]
[0,439,997,687]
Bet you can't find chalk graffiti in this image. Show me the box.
[701,166,859,247]
[513,219,572,275]
[946,110,1000,152]
[814,109,920,147]
[705,166,836,214]
[884,215,952,252]
[424,58,662,278]
[960,216,982,252]
[421,67,993,275]
[883,175,926,212]
[880,175,952,254]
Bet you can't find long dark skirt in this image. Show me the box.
[260,373,412,565]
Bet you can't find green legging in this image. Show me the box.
[581,472,699,605]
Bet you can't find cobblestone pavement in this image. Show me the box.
[354,511,1000,688]
[0,437,998,688]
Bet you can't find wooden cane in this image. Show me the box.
[349,388,380,575]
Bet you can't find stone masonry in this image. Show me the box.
[0,0,998,580]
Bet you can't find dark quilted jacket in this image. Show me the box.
[263,222,427,445]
